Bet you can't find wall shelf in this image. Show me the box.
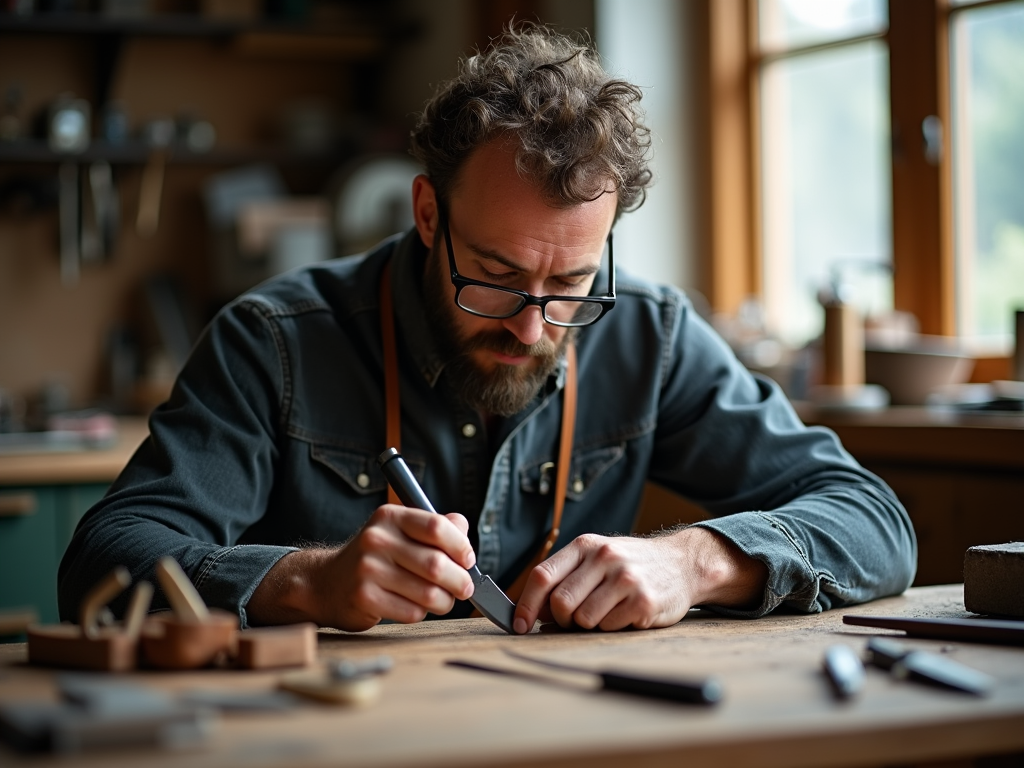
[0,140,351,167]
[0,11,400,44]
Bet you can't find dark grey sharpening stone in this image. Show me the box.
[964,543,1024,618]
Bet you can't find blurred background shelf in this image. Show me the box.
[0,139,350,166]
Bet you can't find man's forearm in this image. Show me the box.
[668,526,769,611]
[246,549,332,626]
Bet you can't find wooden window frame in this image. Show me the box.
[704,0,1016,375]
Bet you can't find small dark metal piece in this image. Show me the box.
[328,655,393,681]
[823,644,865,698]
[865,638,994,696]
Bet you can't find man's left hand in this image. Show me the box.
[512,527,768,634]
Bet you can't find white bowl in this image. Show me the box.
[865,340,975,406]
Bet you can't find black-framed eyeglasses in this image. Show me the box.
[439,207,616,328]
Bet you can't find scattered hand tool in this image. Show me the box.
[844,614,1024,646]
[27,567,153,671]
[446,650,722,704]
[377,448,517,634]
[0,675,215,754]
[822,644,865,699]
[865,637,994,696]
[57,162,79,285]
[136,120,172,238]
[280,655,393,706]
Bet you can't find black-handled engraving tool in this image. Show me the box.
[377,448,516,634]
[501,650,723,704]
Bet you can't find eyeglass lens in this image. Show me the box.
[456,285,604,326]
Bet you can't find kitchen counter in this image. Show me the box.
[0,418,149,486]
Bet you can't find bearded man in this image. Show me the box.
[59,26,916,633]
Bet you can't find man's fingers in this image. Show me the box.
[561,577,622,630]
[513,542,587,633]
[374,566,461,617]
[395,508,476,570]
[546,559,609,628]
[354,579,433,625]
[445,512,470,537]
[389,540,474,602]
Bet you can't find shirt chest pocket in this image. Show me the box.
[519,443,626,502]
[309,445,427,497]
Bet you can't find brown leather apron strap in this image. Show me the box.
[379,262,401,506]
[378,258,577,601]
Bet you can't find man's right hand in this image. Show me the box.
[246,505,476,631]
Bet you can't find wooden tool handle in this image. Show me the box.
[80,566,131,638]
[124,581,154,640]
[156,557,210,623]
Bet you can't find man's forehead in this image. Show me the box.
[449,141,618,211]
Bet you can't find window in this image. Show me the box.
[709,0,1024,363]
[950,0,1024,341]
[757,0,892,346]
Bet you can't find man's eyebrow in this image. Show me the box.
[466,243,601,278]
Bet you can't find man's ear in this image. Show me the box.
[412,175,437,249]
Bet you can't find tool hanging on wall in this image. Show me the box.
[136,119,174,238]
[57,162,79,286]
[85,161,118,262]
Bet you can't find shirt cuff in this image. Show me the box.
[192,544,298,628]
[689,512,820,618]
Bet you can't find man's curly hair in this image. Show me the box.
[410,24,653,216]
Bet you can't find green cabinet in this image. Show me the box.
[0,483,108,633]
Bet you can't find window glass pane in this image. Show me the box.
[761,41,892,346]
[952,1,1024,339]
[759,0,886,51]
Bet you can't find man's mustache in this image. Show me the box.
[459,329,557,359]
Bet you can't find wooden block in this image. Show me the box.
[27,625,137,672]
[140,611,238,670]
[236,623,317,669]
[964,542,1024,617]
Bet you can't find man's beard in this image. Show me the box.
[422,245,575,417]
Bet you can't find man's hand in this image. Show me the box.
[246,505,476,631]
[512,527,768,634]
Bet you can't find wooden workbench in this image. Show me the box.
[1,584,1023,768]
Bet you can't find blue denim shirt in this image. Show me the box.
[58,230,917,626]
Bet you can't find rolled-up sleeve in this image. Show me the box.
[650,299,917,616]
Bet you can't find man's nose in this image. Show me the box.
[502,305,546,347]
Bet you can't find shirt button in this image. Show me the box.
[356,472,370,489]
[461,423,477,438]
[572,478,584,494]
[481,524,493,534]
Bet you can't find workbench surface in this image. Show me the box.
[2,584,1023,768]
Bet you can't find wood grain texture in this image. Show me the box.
[2,585,1024,767]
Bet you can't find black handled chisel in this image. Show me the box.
[377,448,517,634]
